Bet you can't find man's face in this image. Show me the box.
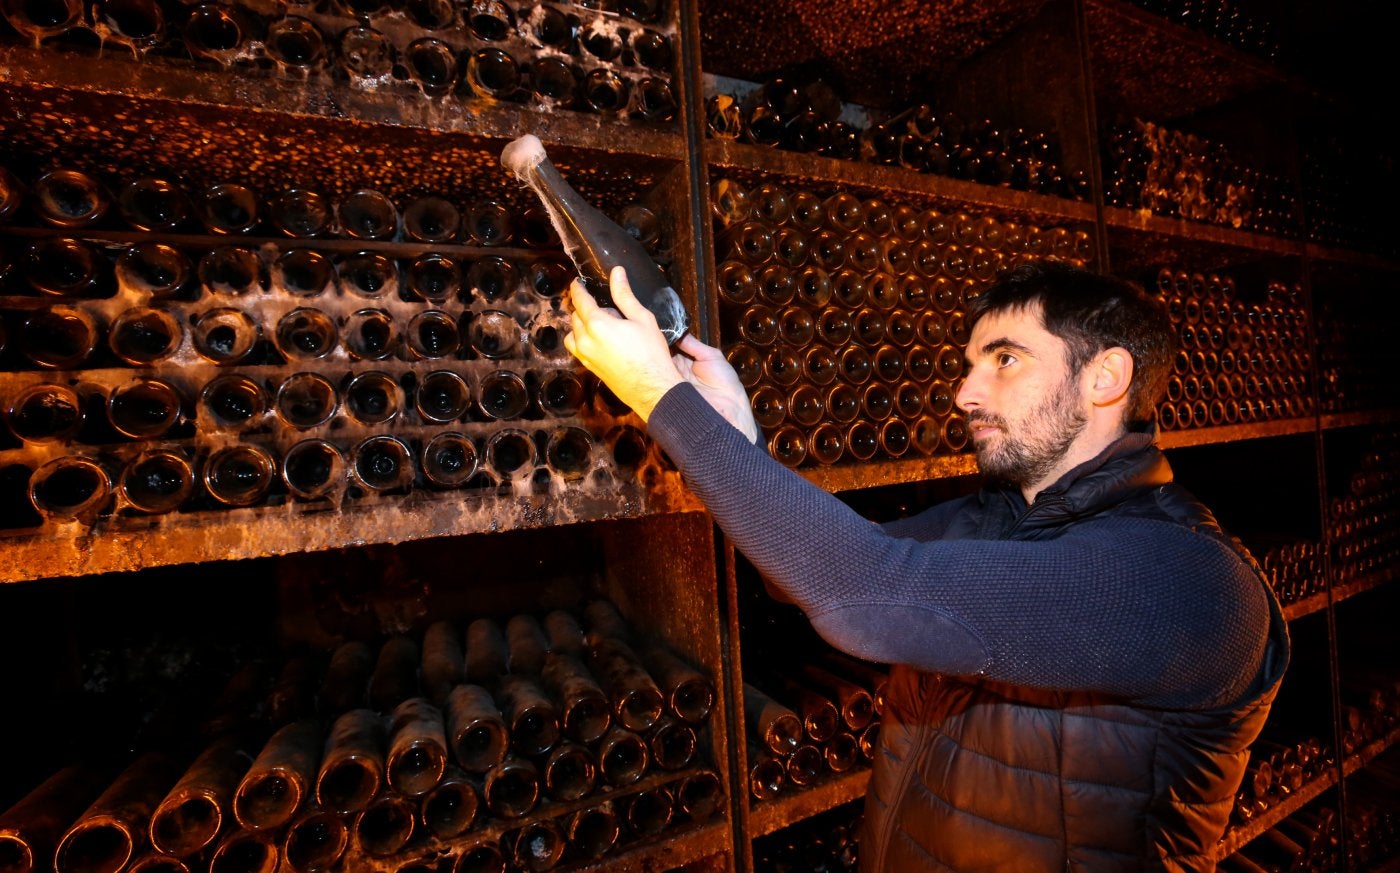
[955,303,1088,492]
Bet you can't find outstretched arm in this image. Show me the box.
[564,265,758,443]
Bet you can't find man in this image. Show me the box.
[565,260,1289,871]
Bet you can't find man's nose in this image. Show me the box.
[955,370,981,413]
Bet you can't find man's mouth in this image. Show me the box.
[967,417,1001,442]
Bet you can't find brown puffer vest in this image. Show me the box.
[858,469,1290,871]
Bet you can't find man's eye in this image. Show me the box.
[997,352,1016,367]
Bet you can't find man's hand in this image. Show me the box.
[672,334,759,444]
[564,266,759,444]
[564,266,684,422]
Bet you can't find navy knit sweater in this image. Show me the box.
[648,383,1272,711]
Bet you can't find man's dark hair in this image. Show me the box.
[967,261,1175,429]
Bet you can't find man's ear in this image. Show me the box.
[1087,346,1133,407]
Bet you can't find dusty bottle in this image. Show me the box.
[444,684,509,774]
[540,649,612,744]
[233,719,322,831]
[55,752,181,873]
[0,765,106,873]
[500,133,688,344]
[420,766,480,840]
[566,803,620,861]
[743,682,802,756]
[315,708,385,815]
[352,792,415,858]
[386,697,449,798]
[282,806,348,873]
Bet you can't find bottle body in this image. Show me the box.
[500,134,688,344]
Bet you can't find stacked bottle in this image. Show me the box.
[752,798,863,872]
[1231,730,1334,828]
[1122,0,1282,60]
[743,649,886,801]
[1246,536,1327,609]
[0,598,723,873]
[1300,130,1395,257]
[1151,268,1315,431]
[1340,750,1400,870]
[0,0,680,122]
[1327,428,1400,584]
[1315,286,1394,414]
[712,175,1092,468]
[1,163,671,526]
[1102,118,1300,237]
[704,79,1090,201]
[1337,669,1400,757]
[1220,804,1341,873]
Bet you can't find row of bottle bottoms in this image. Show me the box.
[0,754,722,873]
[0,601,721,870]
[1220,804,1344,873]
[1338,753,1400,871]
[13,420,650,522]
[1328,445,1400,583]
[753,798,862,871]
[0,165,661,252]
[6,0,670,45]
[3,0,681,111]
[6,365,605,443]
[1233,733,1335,827]
[1249,537,1327,608]
[1,235,588,308]
[1102,117,1299,238]
[710,177,1094,260]
[741,650,890,800]
[1,299,575,371]
[704,83,1090,202]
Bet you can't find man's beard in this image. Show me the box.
[971,374,1088,489]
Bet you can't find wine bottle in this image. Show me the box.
[675,770,724,821]
[499,133,688,345]
[496,672,562,758]
[742,682,802,756]
[421,620,466,707]
[595,725,649,787]
[367,635,421,713]
[622,783,674,836]
[444,684,509,774]
[419,765,479,840]
[0,766,106,873]
[540,650,612,744]
[586,635,664,732]
[352,791,414,858]
[482,755,540,818]
[233,719,321,831]
[315,708,385,815]
[541,741,597,802]
[386,697,449,798]
[640,645,715,725]
[55,753,180,873]
[509,819,565,871]
[566,803,620,861]
[319,640,374,717]
[282,806,347,873]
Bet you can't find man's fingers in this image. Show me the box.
[568,279,602,322]
[677,333,720,361]
[607,266,657,326]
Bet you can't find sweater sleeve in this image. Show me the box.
[647,383,1271,709]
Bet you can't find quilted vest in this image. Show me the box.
[858,448,1290,872]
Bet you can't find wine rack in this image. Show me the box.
[2,0,1397,871]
